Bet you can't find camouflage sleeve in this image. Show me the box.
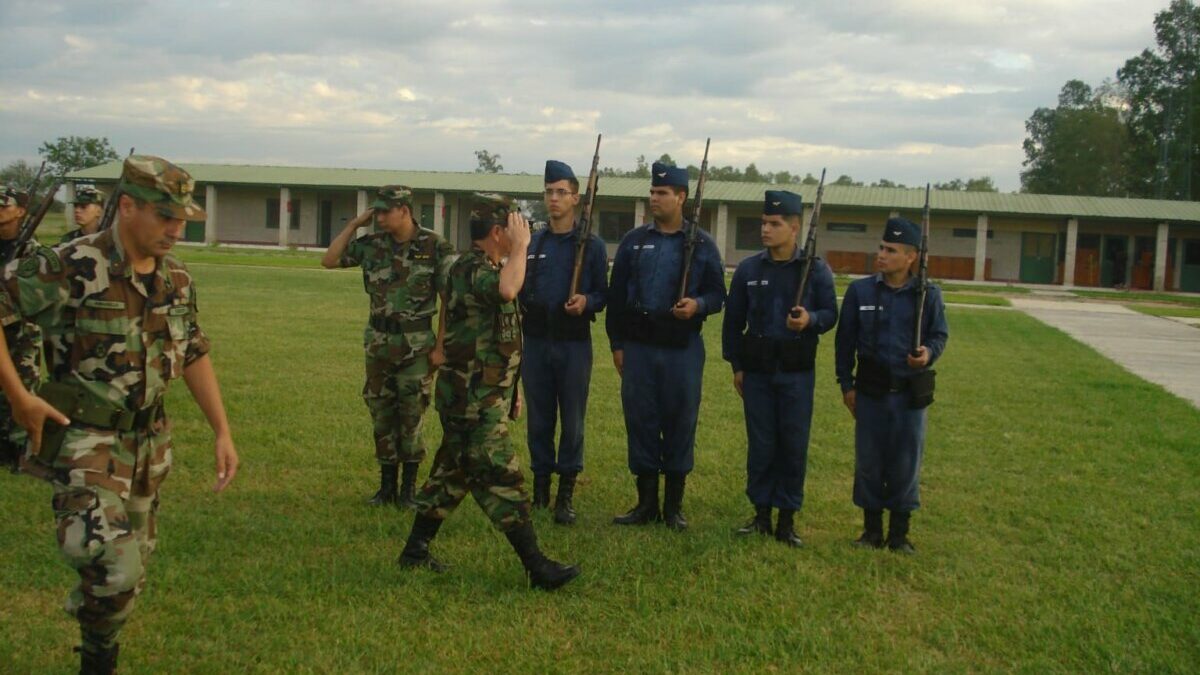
[0,250,70,330]
[338,236,369,268]
[469,261,505,307]
[183,284,212,366]
[434,237,457,293]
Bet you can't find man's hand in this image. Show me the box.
[564,294,587,316]
[13,392,70,455]
[733,371,744,399]
[612,349,624,378]
[428,346,446,368]
[213,434,239,493]
[786,306,810,333]
[906,346,930,369]
[506,211,531,249]
[842,389,857,419]
[672,298,699,320]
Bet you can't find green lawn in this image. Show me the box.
[1073,289,1200,308]
[1,252,1198,673]
[1128,303,1200,319]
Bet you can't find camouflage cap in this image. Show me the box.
[71,184,105,206]
[119,154,207,222]
[468,192,514,226]
[0,185,29,208]
[370,185,414,211]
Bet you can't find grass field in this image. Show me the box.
[1073,289,1200,308]
[2,242,1198,673]
[1127,303,1200,320]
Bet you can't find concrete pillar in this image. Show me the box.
[204,184,218,244]
[278,187,291,247]
[356,189,369,238]
[63,183,77,228]
[1153,222,1169,291]
[634,200,646,226]
[433,192,445,236]
[714,203,729,259]
[1063,218,1079,287]
[974,213,988,281]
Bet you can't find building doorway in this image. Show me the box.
[1101,236,1129,287]
[1020,232,1056,283]
[1181,240,1200,292]
[319,200,333,247]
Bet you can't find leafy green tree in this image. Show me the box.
[38,135,119,177]
[1020,79,1130,196]
[474,149,503,173]
[832,174,862,186]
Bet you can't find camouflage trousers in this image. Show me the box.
[415,413,531,532]
[0,321,42,461]
[51,484,158,652]
[364,331,434,466]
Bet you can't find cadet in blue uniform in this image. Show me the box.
[607,161,726,531]
[835,218,948,553]
[519,160,608,525]
[722,190,837,547]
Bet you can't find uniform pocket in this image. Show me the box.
[52,488,109,559]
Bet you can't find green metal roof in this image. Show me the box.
[69,161,1200,224]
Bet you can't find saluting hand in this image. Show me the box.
[786,306,810,333]
[506,212,531,249]
[906,346,930,369]
[564,294,587,316]
[672,298,699,320]
[12,392,70,455]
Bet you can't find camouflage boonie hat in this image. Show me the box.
[468,192,514,226]
[71,184,105,206]
[370,185,414,211]
[120,155,207,221]
[0,185,29,208]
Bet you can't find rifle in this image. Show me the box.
[676,138,711,304]
[911,184,931,357]
[790,168,826,319]
[97,147,134,232]
[4,178,62,266]
[567,133,602,298]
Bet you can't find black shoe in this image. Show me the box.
[774,509,804,548]
[367,464,399,506]
[398,514,448,572]
[735,505,772,536]
[532,473,552,509]
[77,642,119,675]
[398,462,420,509]
[886,510,915,555]
[505,522,580,591]
[553,473,578,525]
[852,509,884,549]
[662,472,688,532]
[613,474,661,525]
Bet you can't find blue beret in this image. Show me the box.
[544,160,576,184]
[763,190,803,216]
[651,161,689,189]
[883,217,922,248]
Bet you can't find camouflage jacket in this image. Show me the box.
[338,228,456,324]
[436,247,522,419]
[58,227,89,245]
[0,236,46,390]
[0,225,210,413]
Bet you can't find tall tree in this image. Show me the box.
[38,135,120,177]
[1020,80,1130,196]
[473,149,503,173]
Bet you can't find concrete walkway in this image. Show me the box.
[1012,297,1200,408]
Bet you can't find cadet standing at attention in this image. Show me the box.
[519,160,607,524]
[607,161,726,531]
[322,186,455,508]
[0,155,239,674]
[0,185,44,472]
[722,190,837,547]
[60,184,106,244]
[399,194,579,591]
[835,218,947,553]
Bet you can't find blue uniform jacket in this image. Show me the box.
[605,222,726,351]
[722,248,838,373]
[834,274,949,393]
[519,224,608,314]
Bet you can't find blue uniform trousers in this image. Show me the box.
[853,391,925,512]
[742,369,814,510]
[521,334,592,475]
[620,334,704,475]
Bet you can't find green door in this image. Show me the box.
[1181,240,1200,292]
[1020,233,1056,283]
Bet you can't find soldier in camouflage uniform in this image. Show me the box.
[60,184,106,244]
[0,185,44,471]
[321,185,455,507]
[0,156,240,675]
[398,193,580,591]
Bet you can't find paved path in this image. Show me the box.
[1012,298,1200,408]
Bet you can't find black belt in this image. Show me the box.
[368,315,433,333]
[521,303,591,341]
[38,381,165,432]
[624,311,698,349]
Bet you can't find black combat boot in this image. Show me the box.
[505,522,580,591]
[398,514,448,572]
[662,472,688,532]
[852,509,884,549]
[532,473,552,509]
[367,464,399,506]
[553,473,578,525]
[398,462,420,509]
[775,509,804,548]
[886,510,915,554]
[76,641,118,675]
[735,505,772,536]
[613,473,661,525]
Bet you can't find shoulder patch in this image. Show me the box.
[17,257,38,278]
[35,248,62,274]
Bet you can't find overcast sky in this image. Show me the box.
[0,0,1170,191]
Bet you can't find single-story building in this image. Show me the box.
[66,161,1200,292]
